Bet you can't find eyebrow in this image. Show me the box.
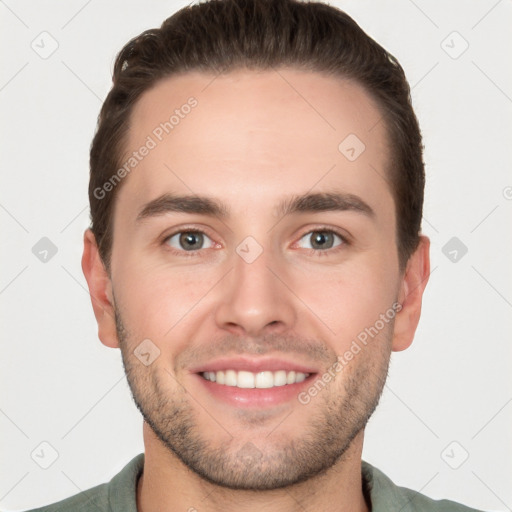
[135,191,375,223]
[276,191,374,218]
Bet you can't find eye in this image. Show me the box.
[296,230,345,251]
[165,230,215,252]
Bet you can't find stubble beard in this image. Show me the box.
[115,307,392,491]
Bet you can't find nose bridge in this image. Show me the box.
[233,239,274,293]
[214,237,296,335]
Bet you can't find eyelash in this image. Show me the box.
[161,227,350,258]
[296,228,350,258]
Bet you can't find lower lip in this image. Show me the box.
[194,373,317,407]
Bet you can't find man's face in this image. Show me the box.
[108,69,403,489]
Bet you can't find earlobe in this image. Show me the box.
[392,236,430,352]
[81,229,120,348]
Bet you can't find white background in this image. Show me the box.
[1,1,511,510]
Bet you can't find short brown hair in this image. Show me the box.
[89,0,424,273]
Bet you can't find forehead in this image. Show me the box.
[117,68,392,218]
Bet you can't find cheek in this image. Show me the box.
[113,261,218,340]
[288,256,399,343]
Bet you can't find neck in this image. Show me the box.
[137,422,369,512]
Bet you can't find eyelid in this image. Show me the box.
[161,225,221,252]
[162,224,217,240]
[291,225,351,247]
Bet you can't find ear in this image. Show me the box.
[392,235,430,352]
[81,228,119,348]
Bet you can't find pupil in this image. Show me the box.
[180,232,202,250]
[312,232,333,249]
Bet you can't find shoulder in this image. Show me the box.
[20,483,109,512]
[362,461,485,512]
[20,453,144,512]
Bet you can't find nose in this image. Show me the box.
[214,244,297,338]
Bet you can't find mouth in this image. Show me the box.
[201,369,310,388]
[190,357,318,407]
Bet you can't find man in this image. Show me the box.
[26,0,483,510]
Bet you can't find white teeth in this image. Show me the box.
[295,372,306,383]
[202,369,310,388]
[237,371,255,388]
[273,370,287,387]
[255,371,274,388]
[225,369,237,387]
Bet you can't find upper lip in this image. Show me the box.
[189,356,319,375]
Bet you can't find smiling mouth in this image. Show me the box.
[201,369,311,389]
